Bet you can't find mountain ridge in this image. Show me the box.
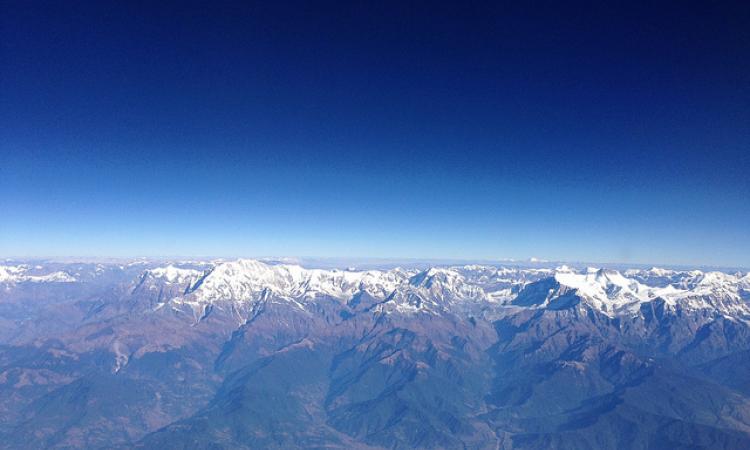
[1,259,750,448]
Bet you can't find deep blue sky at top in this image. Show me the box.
[1,1,748,266]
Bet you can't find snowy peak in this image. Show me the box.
[543,266,749,317]
[187,259,411,304]
[122,259,750,319]
[0,265,26,283]
[409,267,461,289]
[172,260,493,314]
[684,271,738,289]
[147,265,203,284]
[555,268,650,301]
[0,265,76,284]
[740,273,750,289]
[624,267,676,278]
[546,268,651,314]
[397,267,486,307]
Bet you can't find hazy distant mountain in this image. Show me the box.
[1,259,749,449]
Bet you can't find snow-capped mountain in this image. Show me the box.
[553,267,657,313]
[125,259,750,321]
[182,259,412,303]
[7,258,744,317]
[146,265,203,284]
[141,259,554,316]
[0,264,76,283]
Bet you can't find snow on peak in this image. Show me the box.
[405,267,486,303]
[554,267,654,314]
[31,271,77,283]
[625,267,676,277]
[674,270,738,292]
[148,265,203,283]
[0,265,76,283]
[0,265,26,282]
[697,271,736,284]
[173,261,750,317]
[740,273,750,289]
[647,267,675,276]
[5,261,748,320]
[189,259,411,304]
[546,266,750,317]
[410,267,460,287]
[173,260,500,314]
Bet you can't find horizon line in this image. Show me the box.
[2,255,747,272]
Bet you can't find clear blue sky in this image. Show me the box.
[1,1,748,267]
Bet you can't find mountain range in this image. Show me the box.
[1,259,750,449]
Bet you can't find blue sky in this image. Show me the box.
[1,1,749,267]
